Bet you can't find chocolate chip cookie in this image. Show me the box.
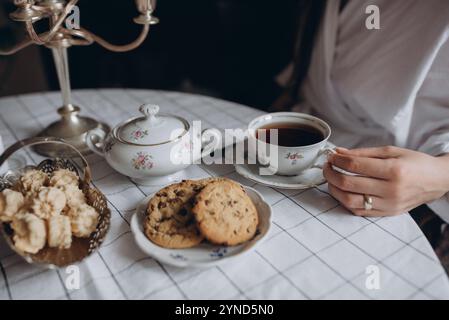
[144,179,212,248]
[192,180,259,246]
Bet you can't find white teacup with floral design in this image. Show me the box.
[248,112,334,176]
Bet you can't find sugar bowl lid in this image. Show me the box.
[117,104,189,145]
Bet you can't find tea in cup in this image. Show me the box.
[248,112,333,176]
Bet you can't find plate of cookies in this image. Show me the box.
[0,138,110,268]
[130,177,272,268]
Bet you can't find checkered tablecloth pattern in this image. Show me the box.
[0,89,448,300]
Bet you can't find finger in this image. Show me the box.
[323,163,387,196]
[336,146,403,159]
[328,183,384,210]
[328,154,392,179]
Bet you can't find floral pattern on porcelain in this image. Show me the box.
[170,253,187,261]
[132,152,154,170]
[180,140,192,155]
[285,152,303,165]
[130,128,149,141]
[210,247,228,258]
[104,137,115,153]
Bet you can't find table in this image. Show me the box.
[0,89,448,300]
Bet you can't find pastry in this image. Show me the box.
[144,179,211,249]
[11,213,46,254]
[2,167,98,254]
[20,169,49,194]
[192,179,258,246]
[0,189,25,222]
[47,215,72,249]
[49,168,79,188]
[66,203,99,238]
[60,184,86,209]
[32,187,67,219]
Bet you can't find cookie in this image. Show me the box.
[60,184,86,209]
[50,169,79,188]
[47,215,72,249]
[20,169,49,194]
[0,189,25,222]
[144,179,213,249]
[66,203,99,238]
[11,212,46,254]
[31,187,66,219]
[192,180,259,246]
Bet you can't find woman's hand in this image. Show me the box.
[323,146,449,217]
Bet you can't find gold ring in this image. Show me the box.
[364,194,373,211]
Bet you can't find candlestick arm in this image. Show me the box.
[0,0,158,156]
[79,24,150,53]
[22,0,78,45]
[0,38,34,55]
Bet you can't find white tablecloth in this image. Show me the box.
[0,89,448,300]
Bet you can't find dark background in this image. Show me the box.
[0,0,300,110]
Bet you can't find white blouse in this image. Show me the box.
[290,0,449,222]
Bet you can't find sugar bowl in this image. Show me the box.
[86,104,220,185]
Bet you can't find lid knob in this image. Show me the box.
[140,104,160,118]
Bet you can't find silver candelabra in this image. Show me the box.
[0,0,159,156]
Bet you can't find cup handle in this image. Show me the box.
[86,128,107,157]
[200,128,222,159]
[310,146,337,170]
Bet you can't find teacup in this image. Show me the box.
[248,112,333,176]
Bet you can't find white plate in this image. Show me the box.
[130,186,272,268]
[234,142,336,190]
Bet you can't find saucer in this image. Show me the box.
[130,185,272,268]
[131,170,188,186]
[234,142,336,190]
